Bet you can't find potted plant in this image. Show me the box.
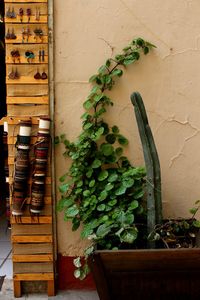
[57,38,200,300]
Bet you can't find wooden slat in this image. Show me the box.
[7,96,49,104]
[6,77,48,84]
[12,235,52,243]
[6,43,48,64]
[5,16,48,24]
[13,243,52,255]
[13,254,53,262]
[7,116,39,125]
[13,262,53,274]
[14,273,54,282]
[6,56,48,64]
[9,176,51,184]
[11,216,52,224]
[12,224,52,235]
[7,84,48,97]
[7,104,49,117]
[5,36,48,44]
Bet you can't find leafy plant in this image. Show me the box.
[56,37,156,279]
[148,200,200,248]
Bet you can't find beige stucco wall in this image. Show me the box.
[54,0,200,255]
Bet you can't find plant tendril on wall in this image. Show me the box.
[56,37,156,279]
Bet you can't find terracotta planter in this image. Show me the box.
[89,248,200,300]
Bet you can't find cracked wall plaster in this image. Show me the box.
[54,0,200,255]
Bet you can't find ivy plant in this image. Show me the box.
[56,37,156,279]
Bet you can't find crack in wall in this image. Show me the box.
[98,37,114,55]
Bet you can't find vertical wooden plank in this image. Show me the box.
[13,280,21,298]
[47,279,55,296]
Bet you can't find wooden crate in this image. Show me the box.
[4,0,55,297]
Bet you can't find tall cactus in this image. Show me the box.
[131,92,162,247]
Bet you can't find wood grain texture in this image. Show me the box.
[11,216,52,224]
[7,104,49,117]
[7,84,48,97]
[13,243,53,255]
[14,273,54,281]
[13,254,53,262]
[90,249,200,300]
[13,262,53,274]
[12,235,53,243]
[5,0,47,3]
[12,224,52,235]
[7,96,49,104]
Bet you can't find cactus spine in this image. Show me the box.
[131,92,162,247]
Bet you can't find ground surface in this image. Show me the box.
[0,279,99,300]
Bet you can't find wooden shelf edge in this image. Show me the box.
[13,273,54,281]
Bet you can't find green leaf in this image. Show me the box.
[72,218,80,231]
[98,65,107,74]
[73,257,82,268]
[130,200,139,210]
[90,85,101,94]
[134,190,144,199]
[81,112,90,120]
[89,179,95,187]
[106,59,111,67]
[59,184,69,193]
[98,190,108,201]
[89,74,97,82]
[108,199,117,206]
[115,147,123,156]
[123,178,134,188]
[74,269,81,279]
[143,46,149,55]
[91,159,101,169]
[135,38,145,47]
[108,173,118,182]
[83,190,90,197]
[96,224,112,238]
[83,99,93,110]
[83,122,93,130]
[63,198,74,208]
[105,134,116,144]
[124,57,136,66]
[121,228,138,243]
[59,174,67,183]
[85,246,94,256]
[105,183,114,191]
[54,136,60,145]
[112,126,119,134]
[115,186,126,195]
[81,224,93,238]
[193,220,200,228]
[98,170,109,181]
[86,168,93,178]
[97,204,106,211]
[111,69,123,77]
[100,143,114,156]
[66,205,79,217]
[94,93,104,103]
[118,135,129,145]
[190,208,198,215]
[93,127,104,140]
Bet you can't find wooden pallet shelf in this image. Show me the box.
[4,0,55,297]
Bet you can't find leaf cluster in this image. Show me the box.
[56,37,156,279]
